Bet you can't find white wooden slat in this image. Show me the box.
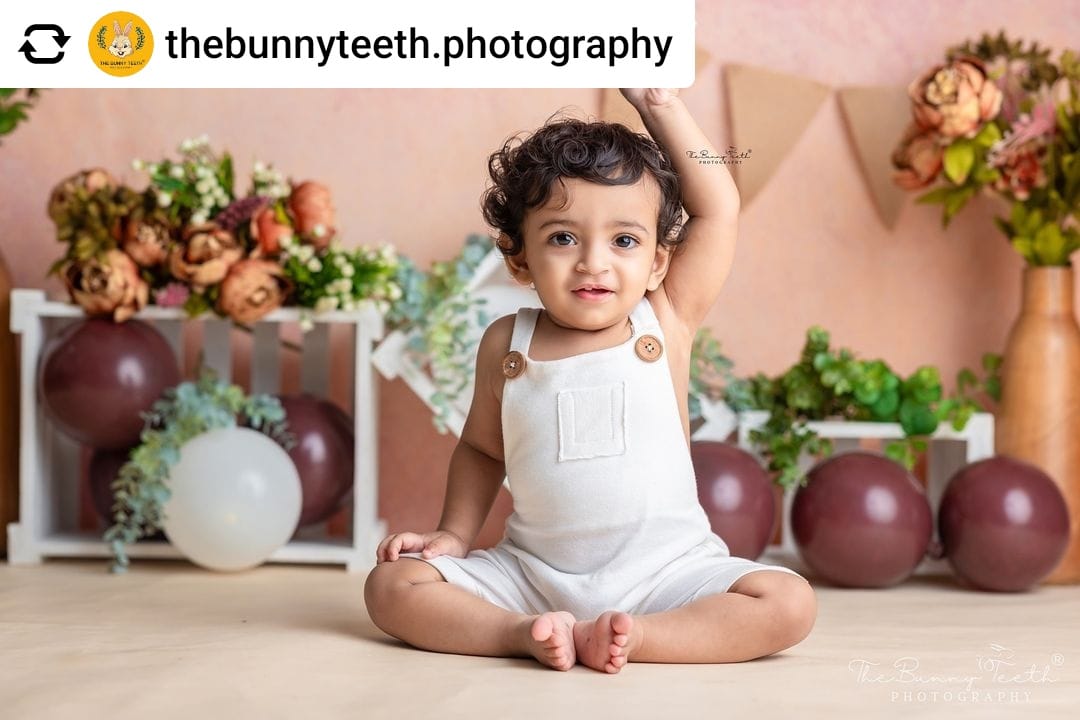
[201,319,232,382]
[299,322,330,397]
[251,322,282,396]
[350,311,383,571]
[153,318,184,370]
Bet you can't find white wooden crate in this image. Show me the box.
[6,289,386,572]
[736,410,994,574]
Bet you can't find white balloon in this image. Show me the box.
[163,426,301,571]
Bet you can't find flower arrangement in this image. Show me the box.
[892,32,1080,265]
[104,368,293,572]
[718,326,1001,490]
[47,136,401,325]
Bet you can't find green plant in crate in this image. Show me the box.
[104,368,293,573]
[722,326,1001,490]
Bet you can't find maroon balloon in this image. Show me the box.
[88,446,131,523]
[792,451,932,588]
[278,394,354,526]
[38,318,180,449]
[692,441,776,560]
[939,456,1069,592]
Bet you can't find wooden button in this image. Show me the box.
[635,334,663,362]
[502,351,526,378]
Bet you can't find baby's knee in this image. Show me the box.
[773,579,817,647]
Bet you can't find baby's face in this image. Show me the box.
[509,176,669,332]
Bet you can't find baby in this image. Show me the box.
[365,88,816,674]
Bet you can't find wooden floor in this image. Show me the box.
[1,555,1077,720]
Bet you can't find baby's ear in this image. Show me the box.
[497,234,532,286]
[647,243,672,291]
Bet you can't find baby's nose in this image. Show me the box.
[576,247,611,274]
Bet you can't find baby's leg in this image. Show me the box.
[574,570,815,672]
[364,558,578,671]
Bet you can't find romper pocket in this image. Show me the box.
[556,382,628,461]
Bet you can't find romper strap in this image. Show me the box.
[630,295,663,338]
[509,307,541,354]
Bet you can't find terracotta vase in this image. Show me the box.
[995,266,1080,584]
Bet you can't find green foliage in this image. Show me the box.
[384,235,492,431]
[688,327,736,422]
[0,89,41,142]
[723,326,1001,491]
[103,368,293,573]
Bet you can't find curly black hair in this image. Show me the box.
[481,116,684,257]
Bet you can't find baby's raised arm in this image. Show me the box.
[375,315,513,564]
[621,88,741,332]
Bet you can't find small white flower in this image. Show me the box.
[313,224,327,238]
[197,133,210,145]
[195,179,212,194]
[342,264,355,278]
[169,164,185,179]
[342,299,356,312]
[314,297,337,313]
[299,315,315,333]
[307,258,323,273]
[147,163,159,175]
[195,165,211,179]
[179,139,193,152]
[191,211,207,225]
[253,161,266,174]
[157,192,172,208]
[388,283,403,301]
[131,158,145,171]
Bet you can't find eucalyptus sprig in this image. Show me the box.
[385,234,492,432]
[724,326,1001,490]
[104,368,294,573]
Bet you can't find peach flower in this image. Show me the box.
[217,259,291,324]
[168,223,242,290]
[909,57,1003,138]
[891,123,944,190]
[288,181,336,249]
[63,249,148,323]
[250,201,295,256]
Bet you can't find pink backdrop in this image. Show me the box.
[2,0,1078,548]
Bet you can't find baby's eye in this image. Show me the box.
[613,235,639,249]
[549,232,576,247]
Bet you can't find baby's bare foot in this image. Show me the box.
[573,610,637,674]
[524,611,578,671]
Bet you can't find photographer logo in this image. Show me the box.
[88,11,153,76]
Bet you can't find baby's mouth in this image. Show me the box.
[573,287,614,300]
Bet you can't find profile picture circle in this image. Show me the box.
[88,11,154,77]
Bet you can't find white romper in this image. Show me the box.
[402,295,802,618]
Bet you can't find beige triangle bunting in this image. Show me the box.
[837,85,912,229]
[724,64,831,207]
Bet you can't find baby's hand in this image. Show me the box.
[619,88,680,112]
[375,530,468,564]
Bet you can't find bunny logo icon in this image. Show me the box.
[88,11,154,76]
